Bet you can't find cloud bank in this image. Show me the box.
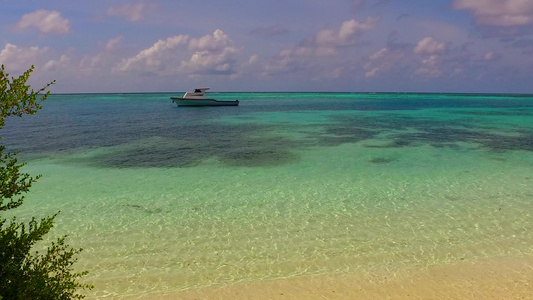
[2,1,532,93]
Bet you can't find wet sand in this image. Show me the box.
[144,256,532,300]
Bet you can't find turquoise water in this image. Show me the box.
[2,93,532,298]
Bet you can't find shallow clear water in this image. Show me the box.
[2,93,532,298]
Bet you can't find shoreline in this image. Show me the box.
[126,255,533,300]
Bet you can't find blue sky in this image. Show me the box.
[1,0,533,93]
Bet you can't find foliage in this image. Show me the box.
[0,65,93,299]
[0,65,53,128]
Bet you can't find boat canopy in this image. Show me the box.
[193,87,210,93]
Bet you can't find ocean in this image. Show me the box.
[2,92,532,298]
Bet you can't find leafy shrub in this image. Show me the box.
[0,65,93,299]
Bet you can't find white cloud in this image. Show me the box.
[415,55,442,78]
[16,10,70,34]
[105,36,123,51]
[413,37,447,55]
[271,17,379,60]
[310,17,378,56]
[312,17,378,51]
[107,3,149,22]
[452,0,533,26]
[115,30,241,76]
[0,43,50,71]
[181,30,241,74]
[43,55,70,71]
[261,17,378,77]
[188,29,232,52]
[484,51,502,61]
[364,47,404,78]
[412,37,447,78]
[180,46,240,74]
[114,35,189,73]
[248,55,259,64]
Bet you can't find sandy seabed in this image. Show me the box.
[131,256,533,300]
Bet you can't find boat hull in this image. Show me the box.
[171,98,239,106]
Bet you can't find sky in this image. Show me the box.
[1,0,533,93]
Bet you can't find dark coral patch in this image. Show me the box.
[369,157,394,164]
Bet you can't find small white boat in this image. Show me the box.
[171,88,239,106]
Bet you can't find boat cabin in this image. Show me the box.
[183,87,210,99]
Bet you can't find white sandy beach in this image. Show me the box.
[134,256,533,299]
